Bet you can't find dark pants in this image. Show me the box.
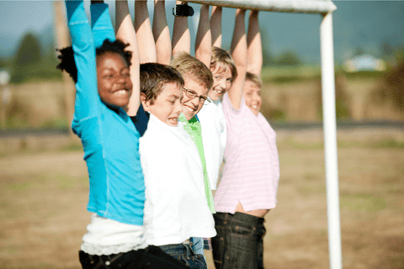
[79,245,190,269]
[211,212,266,269]
[159,241,207,269]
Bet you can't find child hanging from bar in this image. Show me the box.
[203,8,281,269]
[57,1,190,268]
[196,5,237,194]
[150,1,216,266]
[129,1,216,268]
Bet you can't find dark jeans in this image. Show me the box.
[79,245,190,269]
[159,242,207,269]
[211,212,266,269]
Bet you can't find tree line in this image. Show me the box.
[0,32,62,84]
[1,29,306,85]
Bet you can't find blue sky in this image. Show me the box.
[1,1,404,64]
[0,1,54,37]
[1,0,402,37]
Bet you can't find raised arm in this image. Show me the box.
[172,1,191,57]
[135,0,156,64]
[65,0,97,124]
[210,6,222,48]
[90,0,115,48]
[246,10,262,76]
[195,4,211,67]
[153,0,171,65]
[228,9,247,110]
[115,0,140,116]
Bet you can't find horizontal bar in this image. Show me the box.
[182,0,337,14]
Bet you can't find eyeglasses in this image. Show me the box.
[183,88,211,103]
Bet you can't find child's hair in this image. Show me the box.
[170,52,213,91]
[140,63,184,104]
[245,72,263,88]
[56,39,131,83]
[210,46,238,82]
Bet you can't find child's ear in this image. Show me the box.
[140,92,146,103]
[140,92,151,112]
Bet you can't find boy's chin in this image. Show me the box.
[182,111,195,121]
[154,116,179,127]
[209,91,223,101]
[248,106,260,116]
[166,119,179,126]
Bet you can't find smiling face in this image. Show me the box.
[209,65,232,101]
[143,82,183,126]
[181,76,209,120]
[96,52,132,109]
[243,80,262,116]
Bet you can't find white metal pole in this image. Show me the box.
[183,0,337,14]
[320,12,342,269]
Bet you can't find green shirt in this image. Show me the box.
[179,113,215,213]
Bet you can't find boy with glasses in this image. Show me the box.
[139,62,216,269]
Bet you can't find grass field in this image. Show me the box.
[1,128,403,269]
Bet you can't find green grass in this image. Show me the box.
[6,181,39,192]
[261,65,386,85]
[261,65,321,84]
[301,184,325,194]
[371,139,404,148]
[340,193,387,212]
[55,174,85,190]
[2,116,31,130]
[344,70,385,79]
[1,116,69,131]
[338,139,404,149]
[278,138,404,150]
[262,65,322,78]
[41,117,69,129]
[62,143,83,152]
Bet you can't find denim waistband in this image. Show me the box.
[214,212,265,226]
[159,240,193,251]
[159,240,199,257]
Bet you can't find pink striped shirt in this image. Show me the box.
[214,93,280,213]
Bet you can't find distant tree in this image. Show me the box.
[0,57,7,69]
[40,46,62,80]
[277,51,302,66]
[11,32,44,83]
[381,41,394,57]
[14,32,42,67]
[354,46,365,56]
[380,41,397,68]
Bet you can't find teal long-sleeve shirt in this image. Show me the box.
[66,0,145,225]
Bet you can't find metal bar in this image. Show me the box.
[320,12,342,269]
[182,0,337,14]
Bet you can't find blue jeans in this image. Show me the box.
[211,212,266,269]
[159,241,207,269]
[190,237,207,263]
